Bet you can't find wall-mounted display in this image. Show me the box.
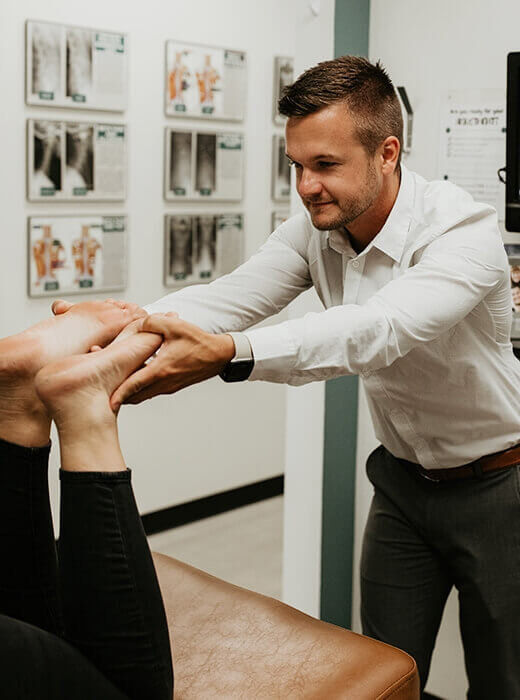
[272,210,290,231]
[165,40,246,121]
[396,86,413,154]
[26,20,127,111]
[165,128,244,201]
[505,244,520,338]
[273,56,294,126]
[28,215,127,297]
[164,213,243,287]
[272,134,291,201]
[27,119,126,201]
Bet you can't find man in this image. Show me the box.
[56,56,520,697]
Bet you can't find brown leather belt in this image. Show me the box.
[417,443,520,482]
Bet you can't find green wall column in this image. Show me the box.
[320,0,371,629]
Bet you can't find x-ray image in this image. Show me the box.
[272,134,291,201]
[66,28,92,99]
[66,123,94,194]
[168,216,193,280]
[273,56,294,126]
[165,129,243,201]
[31,22,61,98]
[26,20,127,110]
[32,120,62,196]
[28,119,126,201]
[195,216,217,278]
[164,213,243,287]
[195,134,216,194]
[169,132,192,196]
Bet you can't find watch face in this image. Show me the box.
[221,358,254,382]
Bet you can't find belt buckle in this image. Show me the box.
[419,468,441,483]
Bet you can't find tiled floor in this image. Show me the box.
[148,495,284,599]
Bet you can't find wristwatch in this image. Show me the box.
[219,332,255,382]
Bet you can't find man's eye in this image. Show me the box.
[318,161,335,168]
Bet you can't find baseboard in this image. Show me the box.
[142,475,284,536]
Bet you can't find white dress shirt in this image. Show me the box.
[146,165,520,468]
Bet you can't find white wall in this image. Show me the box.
[281,0,335,617]
[0,0,297,518]
[351,2,520,697]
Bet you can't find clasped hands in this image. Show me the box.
[52,299,236,411]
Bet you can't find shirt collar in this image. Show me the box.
[327,163,415,263]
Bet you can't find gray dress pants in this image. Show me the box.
[360,445,520,700]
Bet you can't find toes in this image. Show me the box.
[52,299,74,315]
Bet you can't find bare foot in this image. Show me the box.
[34,326,162,471]
[0,300,146,447]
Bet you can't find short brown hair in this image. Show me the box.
[279,56,403,167]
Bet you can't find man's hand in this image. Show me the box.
[109,313,236,410]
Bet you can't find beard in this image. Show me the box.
[306,162,379,231]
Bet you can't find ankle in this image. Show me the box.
[58,420,126,473]
[0,412,51,449]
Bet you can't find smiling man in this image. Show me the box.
[55,56,520,697]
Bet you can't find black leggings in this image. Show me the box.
[0,438,173,700]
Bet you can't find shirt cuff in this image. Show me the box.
[243,324,298,382]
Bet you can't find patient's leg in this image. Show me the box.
[0,299,145,447]
[0,301,145,635]
[35,331,173,700]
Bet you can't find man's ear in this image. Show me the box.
[381,136,400,175]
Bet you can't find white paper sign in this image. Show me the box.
[438,89,506,219]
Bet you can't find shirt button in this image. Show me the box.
[352,260,360,269]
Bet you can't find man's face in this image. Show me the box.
[286,102,382,231]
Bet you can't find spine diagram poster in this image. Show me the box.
[164,213,243,287]
[28,215,127,297]
[272,134,291,201]
[165,40,246,120]
[28,119,126,201]
[165,128,244,201]
[26,20,127,111]
[273,56,294,126]
[505,244,520,339]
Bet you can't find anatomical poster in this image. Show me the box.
[28,119,126,201]
[165,40,246,120]
[26,20,127,111]
[28,215,127,297]
[164,213,243,287]
[505,244,520,338]
[165,128,244,201]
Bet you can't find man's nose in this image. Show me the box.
[297,169,322,198]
